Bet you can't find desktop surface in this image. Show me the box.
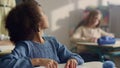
[35,62,103,68]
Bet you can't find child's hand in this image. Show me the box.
[65,59,78,68]
[89,37,98,42]
[31,58,58,68]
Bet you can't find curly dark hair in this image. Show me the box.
[5,1,42,43]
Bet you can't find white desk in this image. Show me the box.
[0,40,14,55]
[35,62,103,68]
[0,45,14,55]
[76,39,120,48]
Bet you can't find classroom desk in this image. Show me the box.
[76,40,120,62]
[35,61,103,68]
[0,40,14,56]
[0,45,14,55]
[0,40,13,45]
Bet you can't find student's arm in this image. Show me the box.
[51,37,84,65]
[99,28,114,37]
[0,42,34,68]
[0,41,58,68]
[31,58,58,68]
[71,27,86,42]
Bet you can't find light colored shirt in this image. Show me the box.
[71,26,114,42]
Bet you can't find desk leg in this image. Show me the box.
[98,52,105,62]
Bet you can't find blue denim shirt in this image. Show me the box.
[0,36,84,68]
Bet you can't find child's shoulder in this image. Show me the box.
[43,35,56,41]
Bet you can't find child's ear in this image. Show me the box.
[38,22,44,30]
[38,22,43,27]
